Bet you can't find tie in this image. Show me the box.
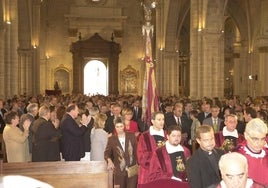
[135,107,138,119]
[213,118,217,132]
[177,117,181,126]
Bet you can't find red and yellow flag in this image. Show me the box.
[142,25,159,125]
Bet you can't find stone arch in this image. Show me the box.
[224,17,241,97]
[70,33,121,94]
[54,65,71,94]
[206,0,225,32]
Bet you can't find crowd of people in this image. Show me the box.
[0,93,268,188]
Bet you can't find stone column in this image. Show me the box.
[18,49,33,95]
[233,42,242,96]
[9,0,19,96]
[255,0,268,96]
[155,0,165,96]
[32,1,41,95]
[0,27,5,98]
[4,24,11,98]
[190,0,225,99]
[189,0,201,99]
[202,32,224,98]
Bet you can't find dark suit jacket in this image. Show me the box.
[164,113,181,128]
[60,113,87,161]
[131,106,142,121]
[83,118,94,152]
[31,117,61,162]
[164,113,189,134]
[0,108,7,133]
[197,112,212,124]
[187,148,224,188]
[104,115,115,134]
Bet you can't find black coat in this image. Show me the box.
[31,117,61,162]
[104,115,115,134]
[0,108,7,133]
[60,114,87,161]
[187,148,224,188]
[131,106,142,121]
[164,113,189,134]
[197,112,212,124]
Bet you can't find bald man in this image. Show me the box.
[216,152,264,188]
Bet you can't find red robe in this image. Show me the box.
[214,131,245,152]
[137,130,167,184]
[147,145,191,183]
[235,142,268,186]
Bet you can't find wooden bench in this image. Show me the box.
[1,161,113,188]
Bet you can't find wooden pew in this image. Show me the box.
[1,161,113,188]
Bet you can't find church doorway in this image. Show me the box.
[84,60,108,96]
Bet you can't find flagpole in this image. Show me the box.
[141,1,159,126]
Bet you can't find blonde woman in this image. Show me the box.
[90,113,108,161]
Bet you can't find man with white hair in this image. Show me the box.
[216,152,263,188]
[235,118,268,186]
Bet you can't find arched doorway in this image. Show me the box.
[84,60,107,95]
[70,33,121,94]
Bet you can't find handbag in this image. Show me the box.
[126,164,138,178]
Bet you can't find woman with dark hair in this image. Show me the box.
[105,117,138,188]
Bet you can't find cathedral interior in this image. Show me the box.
[1,0,268,100]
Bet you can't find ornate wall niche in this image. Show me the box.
[54,65,71,93]
[120,65,139,95]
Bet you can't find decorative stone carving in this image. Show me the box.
[120,65,138,95]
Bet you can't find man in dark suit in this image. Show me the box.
[60,104,90,161]
[0,99,7,133]
[131,98,142,122]
[131,98,144,132]
[31,105,61,162]
[164,104,190,146]
[104,103,121,134]
[187,125,224,188]
[198,103,212,124]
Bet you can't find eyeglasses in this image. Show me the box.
[248,135,266,143]
[225,172,245,180]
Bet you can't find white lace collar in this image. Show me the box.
[165,142,184,154]
[222,126,238,138]
[244,145,266,158]
[149,126,165,137]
